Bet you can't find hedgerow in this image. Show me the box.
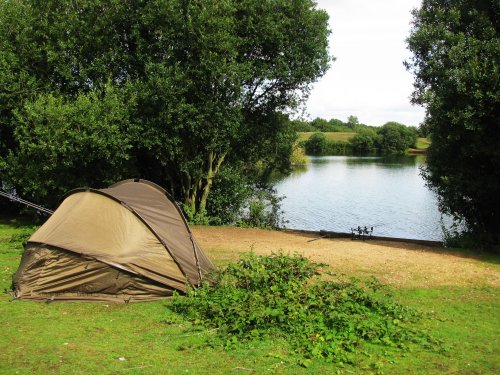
[167,252,436,366]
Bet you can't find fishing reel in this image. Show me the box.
[351,225,373,240]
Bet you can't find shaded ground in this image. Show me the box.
[192,226,500,288]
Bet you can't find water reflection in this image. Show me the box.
[273,155,446,241]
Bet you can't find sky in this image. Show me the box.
[305,0,425,127]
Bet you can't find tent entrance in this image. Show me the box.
[13,245,174,302]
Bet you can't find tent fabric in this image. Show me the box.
[13,246,174,302]
[102,179,213,284]
[12,179,215,302]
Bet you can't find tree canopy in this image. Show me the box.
[0,0,330,215]
[377,122,418,154]
[406,0,500,249]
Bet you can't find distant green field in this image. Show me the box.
[298,131,355,142]
[417,137,431,149]
[299,133,432,152]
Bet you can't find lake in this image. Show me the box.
[273,155,448,241]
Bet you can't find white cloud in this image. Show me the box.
[306,0,425,126]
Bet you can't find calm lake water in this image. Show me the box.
[273,155,447,241]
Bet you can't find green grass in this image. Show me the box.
[298,133,431,149]
[298,132,355,143]
[1,219,499,374]
[299,133,432,153]
[416,137,431,149]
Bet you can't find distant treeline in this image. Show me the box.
[292,116,421,156]
[291,115,362,133]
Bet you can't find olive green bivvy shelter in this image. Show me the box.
[12,179,215,302]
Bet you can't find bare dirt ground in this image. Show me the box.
[192,226,500,288]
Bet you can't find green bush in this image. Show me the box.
[377,122,418,154]
[181,204,210,226]
[205,166,252,225]
[349,129,379,154]
[194,166,287,229]
[309,117,355,132]
[304,133,350,155]
[290,119,317,132]
[238,187,286,229]
[304,132,328,154]
[290,146,308,166]
[168,253,436,365]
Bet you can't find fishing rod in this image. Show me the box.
[306,222,389,243]
[0,190,54,216]
[362,222,385,228]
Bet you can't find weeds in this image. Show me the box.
[9,227,36,245]
[168,252,438,366]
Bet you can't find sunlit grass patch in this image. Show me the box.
[416,137,431,149]
[298,132,356,143]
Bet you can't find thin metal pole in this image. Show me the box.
[0,191,54,215]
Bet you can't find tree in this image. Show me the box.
[328,118,350,132]
[3,87,132,206]
[304,132,328,155]
[346,115,360,130]
[417,120,431,138]
[349,128,379,154]
[310,117,331,132]
[377,122,418,155]
[290,118,316,132]
[0,0,330,215]
[406,0,500,249]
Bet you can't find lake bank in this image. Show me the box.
[192,226,500,289]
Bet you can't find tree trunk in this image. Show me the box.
[177,151,226,217]
[198,151,226,213]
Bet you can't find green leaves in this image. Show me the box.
[304,132,350,155]
[168,253,436,365]
[4,85,132,207]
[377,122,418,155]
[406,0,500,249]
[0,0,330,216]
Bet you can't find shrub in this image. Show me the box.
[304,132,328,155]
[168,253,437,365]
[290,119,317,132]
[304,133,350,155]
[349,129,379,154]
[181,204,210,226]
[205,166,252,225]
[377,122,418,154]
[290,146,308,166]
[238,187,286,229]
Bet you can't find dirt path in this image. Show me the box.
[192,226,500,288]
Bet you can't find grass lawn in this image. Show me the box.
[298,132,355,143]
[1,218,499,374]
[416,137,431,149]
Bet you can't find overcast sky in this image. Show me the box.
[305,0,425,127]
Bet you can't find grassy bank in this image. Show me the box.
[298,131,355,143]
[298,132,431,156]
[1,219,499,374]
[416,137,431,149]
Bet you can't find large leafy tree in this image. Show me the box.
[406,0,500,248]
[377,122,418,155]
[0,0,330,212]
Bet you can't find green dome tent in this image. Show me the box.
[12,179,215,302]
